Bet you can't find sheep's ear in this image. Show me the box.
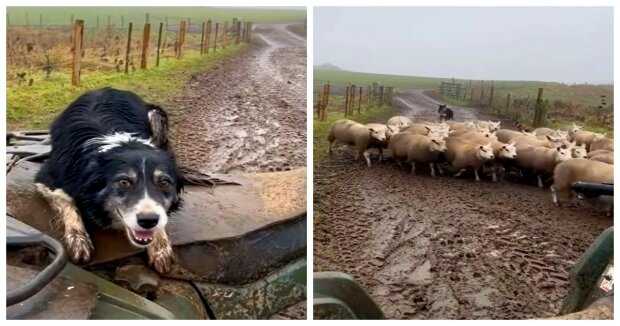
[545,135,553,141]
[479,145,484,150]
[509,140,516,146]
[425,126,431,131]
[368,128,375,132]
[580,143,586,148]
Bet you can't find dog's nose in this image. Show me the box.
[137,213,159,229]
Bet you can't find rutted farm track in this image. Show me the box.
[313,89,612,319]
[171,24,306,174]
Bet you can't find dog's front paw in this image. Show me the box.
[148,244,174,274]
[64,229,94,264]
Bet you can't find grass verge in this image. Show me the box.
[313,104,395,164]
[7,44,248,131]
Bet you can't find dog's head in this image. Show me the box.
[91,145,182,248]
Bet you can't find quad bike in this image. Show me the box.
[314,182,613,320]
[6,131,307,319]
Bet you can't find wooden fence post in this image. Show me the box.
[246,22,252,42]
[25,13,29,28]
[488,86,495,107]
[121,16,124,29]
[146,13,150,24]
[164,17,168,31]
[156,22,163,67]
[236,21,241,45]
[506,93,511,110]
[213,22,219,51]
[358,86,362,113]
[140,23,151,69]
[71,19,84,86]
[205,20,212,53]
[350,85,356,115]
[379,86,384,107]
[96,15,99,28]
[222,21,228,49]
[322,82,330,121]
[200,22,206,54]
[344,86,350,117]
[177,21,186,59]
[124,22,132,74]
[533,88,547,127]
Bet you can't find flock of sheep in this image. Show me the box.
[326,107,614,207]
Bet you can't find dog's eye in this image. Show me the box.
[117,179,132,188]
[158,179,171,189]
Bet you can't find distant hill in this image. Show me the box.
[315,63,343,71]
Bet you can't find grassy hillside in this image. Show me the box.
[7,7,306,26]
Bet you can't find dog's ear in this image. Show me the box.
[146,104,170,151]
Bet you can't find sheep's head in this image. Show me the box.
[555,145,572,162]
[477,143,495,160]
[500,141,518,159]
[570,123,583,134]
[571,142,588,159]
[369,127,387,142]
[488,121,501,132]
[386,125,399,138]
[429,137,447,153]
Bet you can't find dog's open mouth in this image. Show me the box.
[128,229,154,246]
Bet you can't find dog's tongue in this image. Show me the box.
[132,230,153,238]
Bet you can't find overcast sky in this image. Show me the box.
[314,7,613,84]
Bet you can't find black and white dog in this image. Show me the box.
[35,88,182,273]
[438,104,454,121]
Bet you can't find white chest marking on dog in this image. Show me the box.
[83,132,155,153]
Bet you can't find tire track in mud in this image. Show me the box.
[313,89,612,319]
[170,24,306,174]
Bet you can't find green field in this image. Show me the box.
[7,44,247,131]
[314,69,613,108]
[7,7,306,26]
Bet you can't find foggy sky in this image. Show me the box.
[314,7,613,84]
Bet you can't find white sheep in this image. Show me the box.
[327,119,387,167]
[445,138,495,181]
[457,132,517,182]
[551,158,613,206]
[387,133,447,177]
[570,130,606,151]
[366,123,399,160]
[588,149,613,164]
[514,144,572,187]
[589,134,613,152]
[387,116,413,130]
[475,120,501,132]
[447,121,476,131]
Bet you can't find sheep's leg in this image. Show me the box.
[551,185,559,206]
[537,175,544,188]
[328,141,334,156]
[429,163,435,177]
[363,151,371,167]
[378,148,384,161]
[454,168,466,178]
[410,162,416,175]
[474,168,481,182]
[437,163,444,176]
[492,168,498,182]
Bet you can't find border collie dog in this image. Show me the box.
[438,104,454,121]
[35,88,182,274]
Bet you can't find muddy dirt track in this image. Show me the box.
[313,89,613,319]
[171,24,306,174]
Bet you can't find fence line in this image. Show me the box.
[315,82,395,121]
[7,17,252,86]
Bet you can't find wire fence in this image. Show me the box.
[7,17,252,87]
